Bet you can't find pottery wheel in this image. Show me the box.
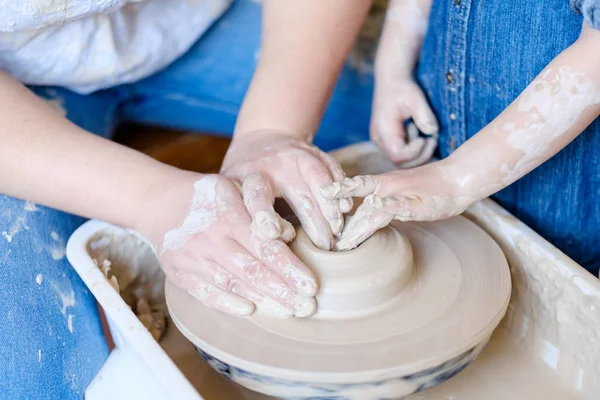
[166,215,511,385]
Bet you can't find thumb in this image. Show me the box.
[402,85,439,136]
[320,175,380,199]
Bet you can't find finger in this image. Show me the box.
[397,136,437,169]
[339,197,354,213]
[321,175,380,199]
[317,151,346,182]
[227,278,295,317]
[216,180,316,296]
[252,238,319,297]
[230,215,317,297]
[175,254,300,317]
[281,181,334,251]
[335,196,398,251]
[242,173,282,240]
[316,151,353,216]
[171,255,237,287]
[214,179,317,315]
[216,240,316,317]
[298,155,344,236]
[196,262,294,317]
[388,123,428,164]
[403,89,439,136]
[169,272,255,316]
[373,106,416,164]
[370,117,384,146]
[276,214,296,243]
[370,121,386,154]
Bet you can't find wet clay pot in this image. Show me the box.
[166,216,511,399]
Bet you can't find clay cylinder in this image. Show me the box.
[290,225,414,319]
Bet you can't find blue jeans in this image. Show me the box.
[418,0,600,274]
[0,1,374,398]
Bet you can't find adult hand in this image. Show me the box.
[370,77,438,167]
[221,130,352,251]
[321,161,475,251]
[136,171,318,317]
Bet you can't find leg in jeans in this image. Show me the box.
[0,86,122,399]
[123,0,375,151]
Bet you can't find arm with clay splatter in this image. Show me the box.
[0,72,318,318]
[221,0,373,250]
[322,23,600,251]
[370,0,439,166]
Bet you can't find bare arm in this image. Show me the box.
[0,73,319,316]
[0,71,175,229]
[441,23,600,199]
[221,1,373,250]
[324,23,600,250]
[233,0,373,138]
[376,0,432,81]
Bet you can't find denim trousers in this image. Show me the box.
[0,1,374,398]
[418,0,600,274]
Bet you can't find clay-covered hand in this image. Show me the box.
[371,0,437,166]
[221,130,352,251]
[136,172,318,317]
[370,78,439,167]
[321,162,474,251]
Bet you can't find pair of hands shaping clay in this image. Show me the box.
[166,205,511,398]
[163,141,511,398]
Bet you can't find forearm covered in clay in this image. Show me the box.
[234,0,373,141]
[441,22,600,203]
[322,23,600,251]
[375,0,432,79]
[0,70,179,229]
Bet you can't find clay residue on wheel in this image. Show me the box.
[88,230,168,341]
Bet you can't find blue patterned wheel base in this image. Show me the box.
[195,339,487,399]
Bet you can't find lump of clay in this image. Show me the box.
[290,224,414,319]
[89,231,168,342]
[135,298,167,342]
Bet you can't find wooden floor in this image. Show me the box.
[115,123,231,173]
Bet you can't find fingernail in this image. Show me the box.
[331,217,344,236]
[254,211,281,240]
[226,299,255,316]
[310,235,332,251]
[339,198,353,213]
[256,298,294,317]
[334,239,351,251]
[297,276,318,297]
[200,289,255,317]
[334,231,361,251]
[421,120,439,135]
[261,220,280,240]
[279,225,296,243]
[293,295,317,318]
[282,264,318,297]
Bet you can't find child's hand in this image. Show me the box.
[221,131,351,251]
[371,0,437,166]
[321,161,474,251]
[371,77,438,167]
[135,172,318,317]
